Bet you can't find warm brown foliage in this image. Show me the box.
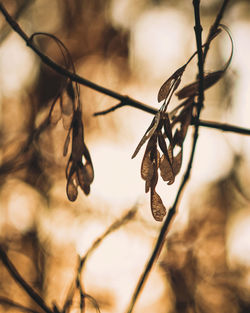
[132,23,233,222]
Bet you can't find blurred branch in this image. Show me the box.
[126,0,230,312]
[62,206,137,313]
[0,296,41,313]
[0,0,34,44]
[0,2,248,138]
[203,0,230,61]
[0,247,53,313]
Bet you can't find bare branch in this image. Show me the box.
[0,247,53,313]
[93,102,124,116]
[0,297,42,313]
[62,206,137,313]
[0,2,245,139]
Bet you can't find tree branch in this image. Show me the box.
[0,297,41,313]
[0,247,53,313]
[62,206,137,313]
[0,2,247,138]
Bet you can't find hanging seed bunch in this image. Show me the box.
[63,80,94,201]
[31,32,94,201]
[132,24,233,221]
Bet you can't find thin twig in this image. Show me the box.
[0,296,42,313]
[93,102,124,116]
[0,247,53,313]
[62,206,137,313]
[203,0,230,61]
[0,0,34,44]
[0,2,247,138]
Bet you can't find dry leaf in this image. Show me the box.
[159,154,175,185]
[141,135,159,192]
[151,189,167,221]
[132,112,160,159]
[77,164,90,195]
[66,177,78,201]
[65,108,94,201]
[141,150,155,192]
[162,113,173,144]
[157,132,169,157]
[158,65,186,103]
[176,70,224,99]
[84,162,94,184]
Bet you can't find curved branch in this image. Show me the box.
[0,297,41,313]
[0,247,53,313]
[1,2,248,138]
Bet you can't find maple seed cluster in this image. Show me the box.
[132,25,233,221]
[51,79,94,201]
[132,98,192,222]
[63,82,94,201]
[46,25,232,221]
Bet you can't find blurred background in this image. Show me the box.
[0,0,250,312]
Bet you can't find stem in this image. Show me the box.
[0,247,53,313]
[0,2,245,138]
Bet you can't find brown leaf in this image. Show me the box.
[172,104,193,147]
[76,162,93,195]
[157,130,174,164]
[81,184,90,195]
[84,161,94,184]
[132,112,161,159]
[151,189,167,222]
[141,135,159,192]
[159,154,175,185]
[76,165,88,190]
[162,113,173,144]
[65,108,94,201]
[158,65,186,103]
[176,70,224,99]
[141,150,154,192]
[66,178,78,201]
[157,132,169,158]
[60,93,74,116]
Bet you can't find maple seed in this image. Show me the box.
[132,23,233,221]
[151,190,166,222]
[65,109,94,201]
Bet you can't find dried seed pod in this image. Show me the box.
[151,189,167,222]
[65,108,94,201]
[158,65,186,104]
